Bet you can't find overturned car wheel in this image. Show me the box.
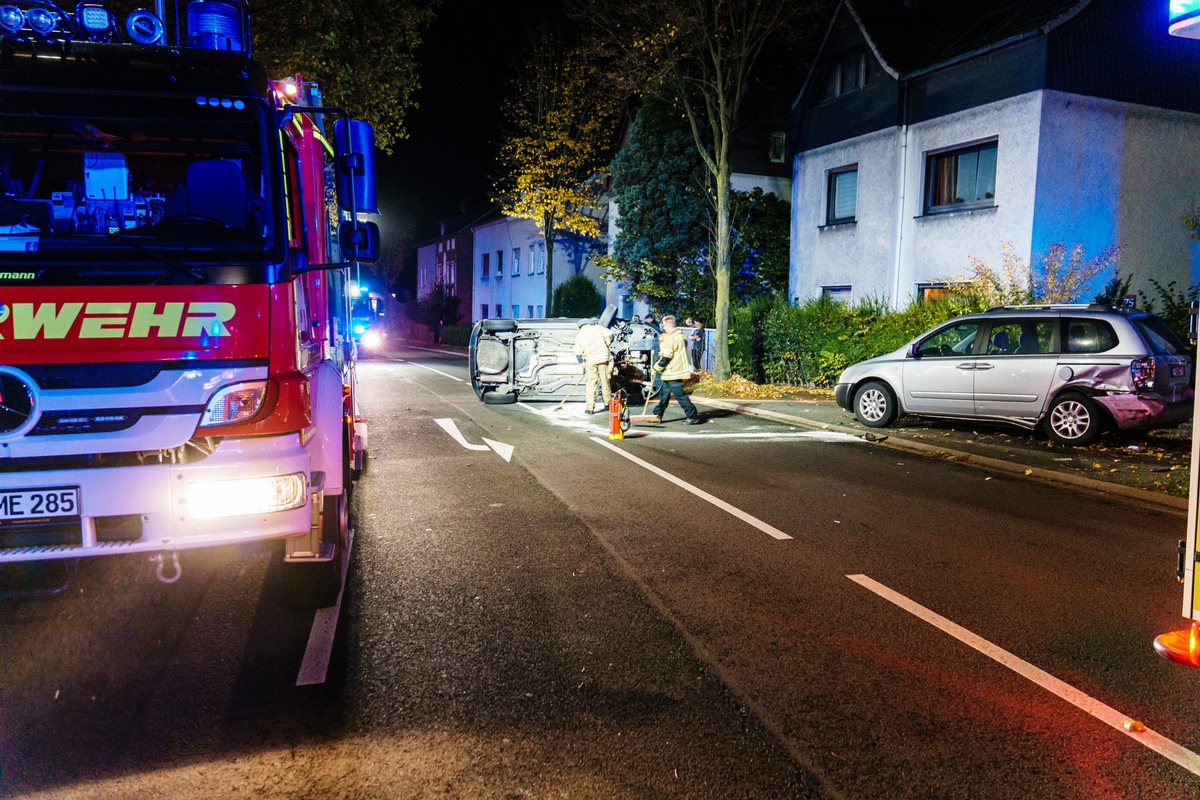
[481,319,517,332]
[483,390,518,405]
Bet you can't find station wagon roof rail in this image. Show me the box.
[983,303,1116,313]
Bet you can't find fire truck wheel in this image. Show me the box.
[281,493,347,609]
[482,390,518,405]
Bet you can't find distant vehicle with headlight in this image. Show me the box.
[0,0,382,607]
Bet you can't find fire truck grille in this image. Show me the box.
[19,362,167,390]
[28,407,203,436]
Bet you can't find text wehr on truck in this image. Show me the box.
[0,0,381,607]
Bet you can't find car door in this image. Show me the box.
[972,317,1060,423]
[901,319,982,416]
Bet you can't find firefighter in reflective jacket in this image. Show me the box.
[574,318,613,414]
[652,315,701,424]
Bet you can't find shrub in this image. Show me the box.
[552,275,604,317]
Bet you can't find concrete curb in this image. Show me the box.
[693,396,1187,512]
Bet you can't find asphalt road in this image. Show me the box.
[3,341,1200,798]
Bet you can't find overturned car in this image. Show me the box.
[469,306,660,405]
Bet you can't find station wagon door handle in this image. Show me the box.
[956,363,977,370]
[974,363,995,370]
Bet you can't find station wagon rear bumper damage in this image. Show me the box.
[1095,390,1194,431]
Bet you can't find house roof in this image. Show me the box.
[843,0,1090,76]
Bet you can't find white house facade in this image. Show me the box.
[472,215,607,323]
[790,0,1200,308]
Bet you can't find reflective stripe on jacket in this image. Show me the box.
[658,328,693,381]
[574,324,612,365]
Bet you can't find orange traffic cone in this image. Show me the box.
[608,391,624,440]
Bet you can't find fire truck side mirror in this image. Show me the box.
[339,220,380,263]
[334,119,378,215]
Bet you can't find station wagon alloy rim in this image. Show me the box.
[1048,398,1091,441]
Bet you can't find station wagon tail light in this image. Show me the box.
[1130,357,1155,390]
[1154,620,1200,667]
[200,381,268,427]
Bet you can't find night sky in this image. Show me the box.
[377,0,563,297]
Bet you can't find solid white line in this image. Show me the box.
[847,573,1200,777]
[392,358,463,381]
[590,436,792,540]
[296,529,355,686]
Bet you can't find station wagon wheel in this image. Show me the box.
[854,381,897,428]
[1044,393,1101,446]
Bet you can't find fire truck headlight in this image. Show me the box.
[200,381,268,427]
[186,473,307,519]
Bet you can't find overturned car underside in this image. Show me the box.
[469,306,660,405]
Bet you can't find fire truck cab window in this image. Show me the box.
[0,90,278,269]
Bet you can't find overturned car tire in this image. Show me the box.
[481,319,518,332]
[482,391,518,405]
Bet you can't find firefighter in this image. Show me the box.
[651,315,702,424]
[574,318,613,414]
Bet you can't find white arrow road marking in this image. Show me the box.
[848,574,1200,777]
[483,438,514,462]
[435,418,514,462]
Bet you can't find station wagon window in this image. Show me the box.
[1063,318,1118,353]
[1134,317,1186,355]
[985,320,1056,355]
[916,321,981,357]
[925,140,997,213]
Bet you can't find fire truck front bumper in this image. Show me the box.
[0,434,313,563]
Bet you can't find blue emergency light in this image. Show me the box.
[1170,0,1200,38]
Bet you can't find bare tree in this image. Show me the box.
[579,0,820,380]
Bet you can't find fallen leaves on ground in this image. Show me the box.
[691,373,833,400]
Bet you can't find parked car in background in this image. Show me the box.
[834,305,1192,445]
[469,306,659,405]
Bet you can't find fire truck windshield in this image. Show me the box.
[0,90,277,269]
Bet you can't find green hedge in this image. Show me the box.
[731,294,985,387]
[439,325,472,347]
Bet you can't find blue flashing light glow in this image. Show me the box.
[196,96,206,105]
[354,324,366,335]
[234,100,245,110]
[1169,0,1200,37]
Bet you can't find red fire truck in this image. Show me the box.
[0,0,379,606]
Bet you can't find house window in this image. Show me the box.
[822,285,852,304]
[822,50,867,101]
[481,251,490,277]
[512,248,521,276]
[537,243,545,274]
[495,304,502,318]
[826,165,858,224]
[512,304,520,318]
[496,250,503,275]
[480,304,488,320]
[528,305,534,317]
[769,131,786,164]
[925,139,997,213]
[536,304,544,317]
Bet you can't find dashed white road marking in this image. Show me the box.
[847,573,1200,777]
[296,529,355,686]
[389,357,463,381]
[590,436,792,540]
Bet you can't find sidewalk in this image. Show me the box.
[690,390,1191,511]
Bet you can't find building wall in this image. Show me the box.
[416,243,436,300]
[472,215,607,322]
[791,91,1044,305]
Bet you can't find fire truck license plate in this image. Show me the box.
[0,488,80,522]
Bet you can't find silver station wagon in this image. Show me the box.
[834,305,1193,445]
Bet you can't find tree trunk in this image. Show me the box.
[712,125,733,381]
[544,213,556,316]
